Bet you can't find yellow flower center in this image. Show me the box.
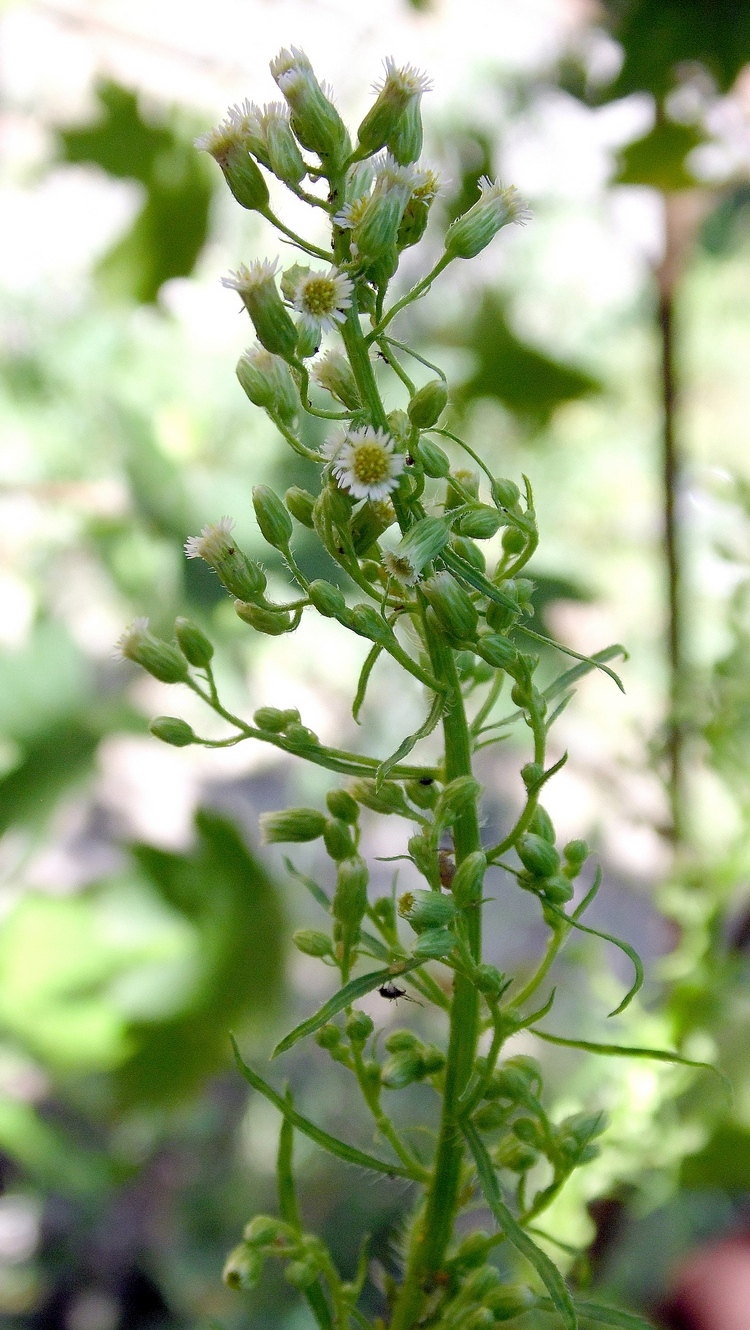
[352,443,390,485]
[303,277,337,317]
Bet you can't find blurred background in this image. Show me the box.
[2,0,750,1327]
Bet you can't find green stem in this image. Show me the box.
[390,626,482,1330]
[365,253,454,344]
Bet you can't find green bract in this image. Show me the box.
[126,44,656,1330]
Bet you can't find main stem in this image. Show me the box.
[340,307,483,1328]
[658,272,685,845]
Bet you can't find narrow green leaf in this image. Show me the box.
[283,857,331,912]
[462,1119,577,1330]
[542,899,642,1016]
[572,865,602,921]
[543,646,628,705]
[272,961,423,1057]
[530,1029,728,1088]
[353,643,382,723]
[537,1296,655,1329]
[441,547,518,610]
[359,929,392,961]
[277,1089,301,1229]
[231,1038,420,1180]
[518,626,626,693]
[376,691,446,787]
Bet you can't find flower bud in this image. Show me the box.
[415,437,450,478]
[237,345,298,424]
[259,807,327,844]
[528,805,555,843]
[405,777,438,809]
[384,1028,420,1052]
[348,778,411,817]
[474,963,505,997]
[422,1044,447,1074]
[381,1048,427,1089]
[222,261,298,361]
[293,929,333,958]
[351,499,395,557]
[446,468,480,508]
[346,1009,374,1043]
[270,47,351,168]
[491,477,521,508]
[316,1023,341,1049]
[473,1102,509,1132]
[475,633,518,671]
[451,534,486,572]
[308,580,346,618]
[185,518,267,603]
[286,1258,321,1289]
[413,926,456,959]
[283,720,319,746]
[564,839,589,869]
[502,525,526,554]
[543,875,574,904]
[312,350,361,411]
[149,716,196,747]
[235,603,294,635]
[517,834,560,879]
[352,160,413,263]
[445,179,527,260]
[513,1117,543,1146]
[356,61,430,157]
[452,1232,492,1270]
[372,895,396,929]
[408,833,440,887]
[333,855,369,929]
[435,775,482,829]
[220,148,270,213]
[285,487,317,528]
[455,505,502,540]
[422,572,479,642]
[323,817,356,862]
[253,484,294,551]
[253,706,300,732]
[244,1215,289,1247]
[116,620,189,684]
[174,617,214,668]
[408,378,448,429]
[383,516,451,587]
[521,762,544,790]
[484,1286,534,1321]
[223,1243,264,1291]
[398,889,457,933]
[450,850,487,907]
[263,102,306,186]
[388,95,424,165]
[397,169,439,248]
[494,1139,538,1172]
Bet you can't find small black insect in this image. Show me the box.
[378,983,422,1005]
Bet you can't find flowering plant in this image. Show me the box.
[117,47,704,1330]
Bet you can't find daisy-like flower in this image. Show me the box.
[382,549,421,587]
[221,258,279,300]
[114,617,150,661]
[332,195,370,230]
[373,58,433,99]
[185,517,236,564]
[446,178,530,260]
[292,266,353,336]
[324,426,405,502]
[222,259,298,362]
[195,101,267,164]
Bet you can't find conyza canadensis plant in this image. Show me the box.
[118,48,709,1330]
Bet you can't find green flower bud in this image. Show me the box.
[244,1215,289,1246]
[116,620,189,684]
[196,111,272,208]
[308,579,347,618]
[149,716,196,747]
[422,571,479,641]
[446,468,480,508]
[220,147,270,213]
[405,777,438,809]
[316,1023,341,1049]
[259,807,327,844]
[421,1044,447,1075]
[372,896,395,929]
[491,477,521,508]
[383,516,451,587]
[271,47,351,169]
[408,379,448,429]
[356,62,430,157]
[455,505,502,540]
[450,534,486,572]
[253,484,294,551]
[223,1243,264,1291]
[325,789,359,823]
[451,850,487,907]
[384,1028,420,1052]
[513,1117,543,1146]
[348,778,411,817]
[293,929,333,958]
[283,720,319,746]
[494,1138,538,1172]
[521,762,544,790]
[253,706,300,732]
[295,318,320,361]
[398,889,457,933]
[346,604,395,645]
[185,518,267,602]
[543,874,575,904]
[223,260,298,361]
[352,161,414,262]
[263,102,306,186]
[445,179,527,259]
[473,1102,509,1132]
[332,855,369,930]
[350,498,396,557]
[323,817,356,862]
[237,345,298,424]
[285,487,317,528]
[434,776,482,830]
[564,839,589,868]
[346,1009,374,1043]
[235,602,293,635]
[361,1058,381,1091]
[559,1109,608,1148]
[286,1258,320,1289]
[413,926,456,959]
[484,1286,534,1321]
[312,350,361,410]
[528,806,555,843]
[387,95,424,165]
[475,633,518,671]
[174,617,214,668]
[517,833,560,878]
[502,525,526,554]
[474,963,505,997]
[415,437,451,478]
[452,1232,492,1269]
[408,833,440,887]
[381,1048,427,1089]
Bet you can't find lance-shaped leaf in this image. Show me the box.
[537,1296,655,1329]
[462,1119,577,1330]
[376,690,447,787]
[530,1029,729,1091]
[231,1038,421,1180]
[542,898,642,1017]
[272,961,424,1057]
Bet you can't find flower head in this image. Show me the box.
[383,549,421,587]
[324,426,405,502]
[445,179,529,259]
[114,617,150,661]
[185,517,236,563]
[373,59,432,99]
[292,266,353,336]
[221,259,279,299]
[332,196,370,230]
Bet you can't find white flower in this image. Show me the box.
[332,196,370,230]
[185,517,236,563]
[292,265,353,335]
[373,59,432,99]
[114,617,150,661]
[325,426,405,502]
[382,549,421,586]
[270,46,313,83]
[195,101,264,160]
[221,258,279,298]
